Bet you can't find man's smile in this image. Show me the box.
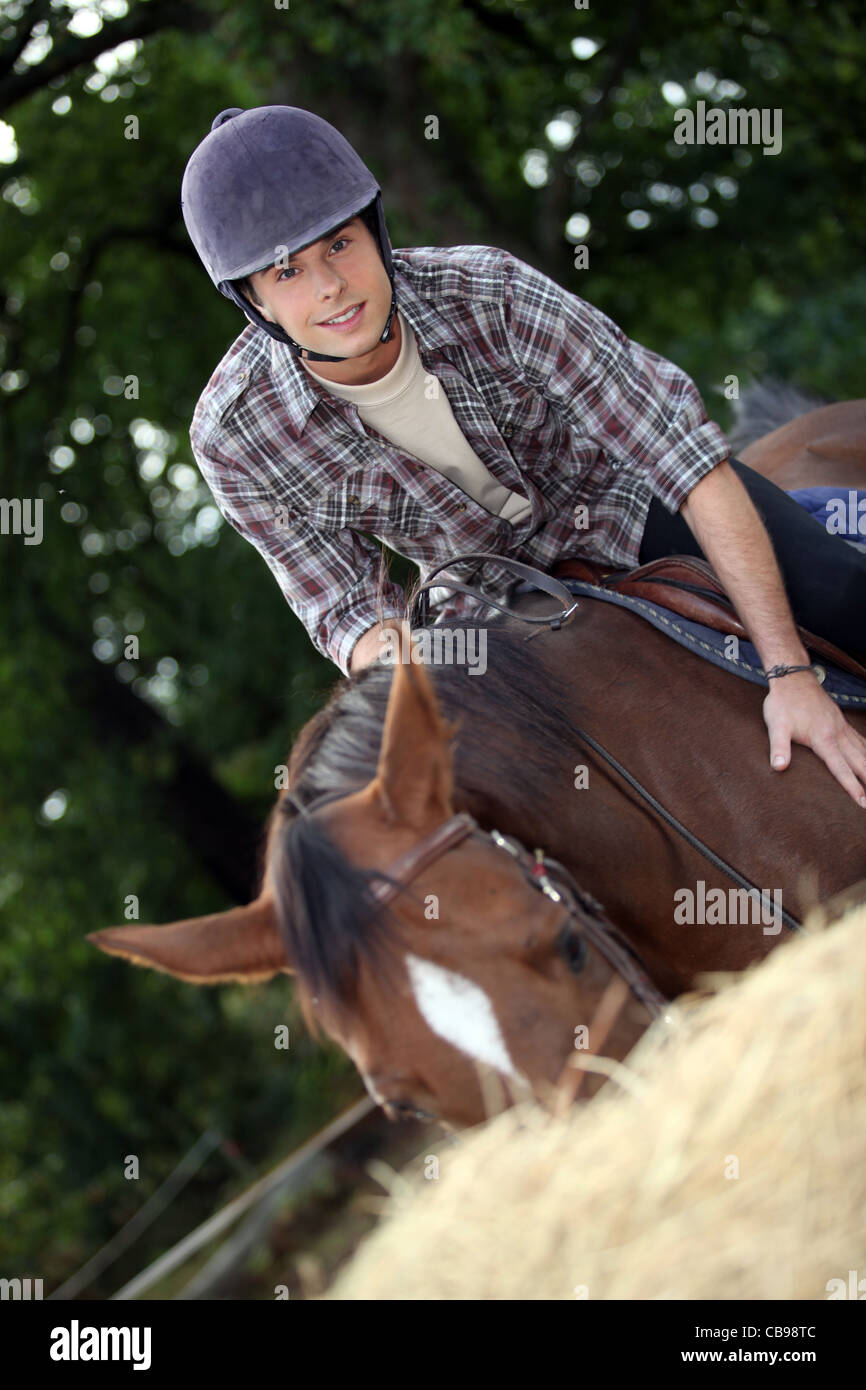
[317,301,366,329]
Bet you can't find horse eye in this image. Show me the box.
[384,1100,435,1123]
[557,923,588,973]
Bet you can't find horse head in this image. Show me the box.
[89,651,654,1129]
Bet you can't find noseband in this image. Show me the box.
[366,809,671,1023]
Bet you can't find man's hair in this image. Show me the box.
[238,274,264,307]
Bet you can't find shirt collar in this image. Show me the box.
[267,258,457,434]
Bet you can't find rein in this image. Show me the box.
[410,552,803,935]
[367,808,671,1023]
[412,553,580,628]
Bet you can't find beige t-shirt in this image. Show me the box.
[302,310,533,524]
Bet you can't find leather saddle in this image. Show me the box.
[551,554,866,684]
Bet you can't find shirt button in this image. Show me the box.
[502,424,514,437]
[236,370,248,383]
[348,494,359,505]
[456,502,467,511]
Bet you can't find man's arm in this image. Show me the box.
[681,460,866,808]
[191,436,405,676]
[500,249,733,538]
[496,252,866,803]
[349,618,404,674]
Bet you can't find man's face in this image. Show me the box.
[246,215,394,367]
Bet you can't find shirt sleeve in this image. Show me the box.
[192,437,406,676]
[500,251,731,512]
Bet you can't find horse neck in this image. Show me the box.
[453,609,785,993]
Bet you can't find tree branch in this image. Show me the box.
[0,0,54,81]
[22,574,265,905]
[41,215,198,405]
[579,0,652,145]
[0,0,212,113]
[446,0,551,60]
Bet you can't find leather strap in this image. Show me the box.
[576,905,669,1020]
[369,812,476,905]
[412,553,579,627]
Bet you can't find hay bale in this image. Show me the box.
[329,900,866,1300]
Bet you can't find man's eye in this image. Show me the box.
[275,238,349,283]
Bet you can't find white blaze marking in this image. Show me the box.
[405,953,524,1080]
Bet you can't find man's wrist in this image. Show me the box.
[349,618,405,674]
[751,631,810,674]
[762,662,825,684]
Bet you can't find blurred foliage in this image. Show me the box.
[0,0,864,1287]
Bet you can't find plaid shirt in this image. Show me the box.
[189,244,730,675]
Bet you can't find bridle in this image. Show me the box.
[283,791,670,1126]
[362,807,671,1022]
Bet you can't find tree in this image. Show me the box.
[2,0,863,1287]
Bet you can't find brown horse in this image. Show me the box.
[733,386,866,493]
[89,390,866,1129]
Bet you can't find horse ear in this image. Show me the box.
[86,892,293,984]
[372,644,459,828]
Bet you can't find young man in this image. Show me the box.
[181,104,866,807]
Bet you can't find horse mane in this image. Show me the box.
[269,616,577,1032]
[271,808,410,1037]
[726,377,831,453]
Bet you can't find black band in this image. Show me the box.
[762,663,825,683]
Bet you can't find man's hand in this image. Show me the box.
[680,461,866,808]
[763,670,866,808]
